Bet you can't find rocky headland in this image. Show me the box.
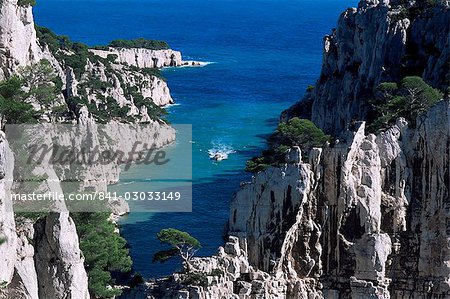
[90,48,203,69]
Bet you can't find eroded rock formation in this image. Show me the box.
[0,0,179,298]
[284,0,449,135]
[90,48,190,69]
[139,1,449,298]
[154,100,448,299]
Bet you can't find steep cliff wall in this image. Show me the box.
[216,0,449,296]
[0,1,179,298]
[142,1,449,298]
[90,48,201,69]
[0,0,64,81]
[66,54,176,110]
[284,0,449,135]
[156,100,447,299]
[0,132,90,299]
[0,0,41,79]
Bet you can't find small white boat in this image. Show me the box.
[208,144,235,162]
[210,152,227,161]
[210,153,228,161]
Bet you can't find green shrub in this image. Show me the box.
[106,54,118,63]
[0,60,61,122]
[35,26,73,55]
[63,42,90,79]
[19,59,62,110]
[17,0,36,7]
[67,94,133,124]
[153,228,201,273]
[182,273,209,287]
[0,75,22,99]
[0,76,40,126]
[368,76,442,132]
[35,26,92,79]
[246,118,330,172]
[269,118,331,151]
[245,156,271,173]
[71,213,132,298]
[97,38,170,50]
[133,93,167,121]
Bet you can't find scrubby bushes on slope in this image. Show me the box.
[17,0,36,7]
[36,25,169,124]
[246,118,330,172]
[94,38,170,50]
[367,76,442,132]
[71,213,132,298]
[0,60,64,126]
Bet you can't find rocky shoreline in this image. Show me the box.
[89,48,204,69]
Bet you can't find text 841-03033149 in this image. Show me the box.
[121,191,181,201]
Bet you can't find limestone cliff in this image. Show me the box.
[66,53,176,110]
[0,0,63,81]
[138,1,449,298]
[0,0,42,79]
[150,100,447,299]
[90,48,202,69]
[0,132,90,299]
[284,0,449,135]
[0,0,180,298]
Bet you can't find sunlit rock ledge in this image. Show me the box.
[90,48,204,69]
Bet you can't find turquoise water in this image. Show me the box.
[34,0,357,278]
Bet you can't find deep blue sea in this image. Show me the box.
[34,0,357,278]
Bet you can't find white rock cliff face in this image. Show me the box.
[0,132,90,299]
[0,0,63,81]
[90,48,203,69]
[0,0,41,80]
[0,1,178,298]
[284,0,449,134]
[139,1,449,298]
[156,100,447,299]
[34,213,90,299]
[90,48,184,69]
[67,59,175,110]
[0,132,17,288]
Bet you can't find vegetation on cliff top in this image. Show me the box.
[367,76,442,132]
[94,38,170,50]
[246,118,331,172]
[35,25,168,124]
[36,25,96,79]
[36,26,166,80]
[17,0,36,7]
[0,60,64,127]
